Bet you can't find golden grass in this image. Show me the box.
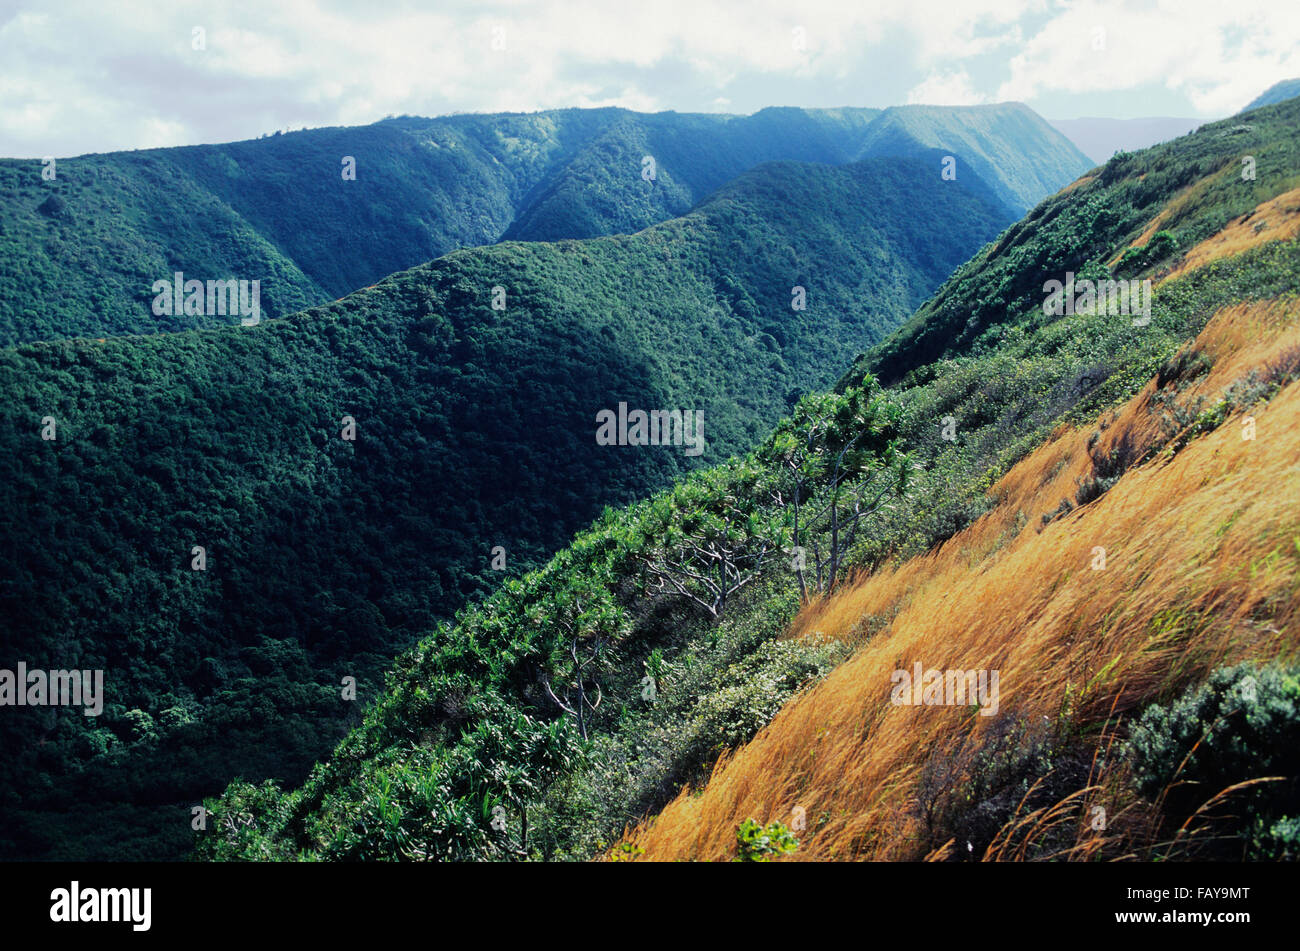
[619,297,1300,861]
[1157,188,1300,286]
[1057,175,1096,196]
[1091,298,1300,467]
[1107,160,1237,268]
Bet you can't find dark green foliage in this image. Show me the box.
[1115,230,1178,276]
[913,714,1090,861]
[1125,663,1300,858]
[191,447,847,861]
[0,154,1008,860]
[0,102,1082,347]
[1251,814,1300,861]
[527,579,844,860]
[760,385,912,596]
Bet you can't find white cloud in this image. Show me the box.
[995,0,1300,114]
[0,0,1297,156]
[907,69,989,106]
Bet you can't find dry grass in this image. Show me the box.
[1107,160,1237,268]
[618,297,1300,862]
[1057,174,1096,196]
[1158,187,1300,286]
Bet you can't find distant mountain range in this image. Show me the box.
[1245,77,1300,110]
[1049,78,1300,165]
[0,103,1090,346]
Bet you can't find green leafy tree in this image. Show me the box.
[532,579,627,741]
[633,462,784,622]
[762,378,913,598]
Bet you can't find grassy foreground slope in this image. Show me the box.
[628,289,1300,860]
[624,108,1300,861]
[0,154,1010,860]
[193,98,1298,862]
[0,104,1088,346]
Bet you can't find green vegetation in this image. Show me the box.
[851,102,1094,214]
[0,103,1087,346]
[0,152,1009,860]
[734,818,799,861]
[192,96,1300,863]
[1244,78,1300,110]
[190,387,876,861]
[1125,663,1300,859]
[858,96,1300,385]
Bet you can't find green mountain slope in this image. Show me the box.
[0,107,876,346]
[192,97,1300,864]
[855,103,1093,214]
[1244,78,1300,110]
[857,97,1300,387]
[501,106,882,242]
[0,103,1086,347]
[0,153,1011,860]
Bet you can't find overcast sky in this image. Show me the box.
[2,0,1298,158]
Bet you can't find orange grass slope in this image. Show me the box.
[1106,159,1238,268]
[1158,187,1300,286]
[622,297,1300,862]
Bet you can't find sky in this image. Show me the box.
[1,0,1298,158]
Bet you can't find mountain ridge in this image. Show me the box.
[0,150,1013,860]
[0,102,1089,347]
[188,94,1300,864]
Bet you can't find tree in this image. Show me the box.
[531,578,626,741]
[761,378,913,598]
[632,461,784,622]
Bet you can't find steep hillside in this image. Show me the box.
[621,103,1300,862]
[191,97,1300,864]
[858,97,1300,386]
[501,107,881,242]
[1245,78,1300,110]
[0,154,1011,860]
[0,103,1086,347]
[626,289,1300,861]
[855,103,1093,214]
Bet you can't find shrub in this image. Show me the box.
[1250,814,1300,861]
[734,818,798,861]
[912,714,1089,860]
[1124,663,1300,856]
[689,637,841,753]
[1116,230,1178,276]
